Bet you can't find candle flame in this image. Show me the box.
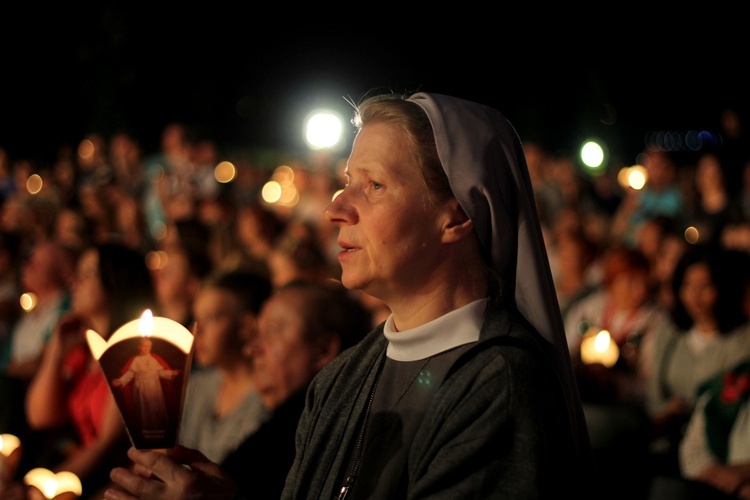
[139,309,154,337]
[87,310,194,357]
[580,328,620,368]
[42,478,57,499]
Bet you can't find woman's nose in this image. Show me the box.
[324,188,355,225]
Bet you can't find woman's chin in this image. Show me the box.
[340,273,364,291]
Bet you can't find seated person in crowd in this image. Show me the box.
[178,269,273,463]
[647,246,750,477]
[5,242,157,498]
[109,279,372,499]
[220,279,372,497]
[678,359,750,499]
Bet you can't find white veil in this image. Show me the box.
[409,92,590,457]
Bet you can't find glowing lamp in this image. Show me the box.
[580,328,619,368]
[23,468,82,499]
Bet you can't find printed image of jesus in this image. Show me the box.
[112,337,181,434]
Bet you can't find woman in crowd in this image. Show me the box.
[647,245,750,477]
[105,91,591,499]
[675,359,750,498]
[220,279,372,498]
[565,244,669,405]
[565,243,671,498]
[178,269,272,463]
[21,242,156,498]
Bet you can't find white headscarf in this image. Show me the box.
[408,92,589,455]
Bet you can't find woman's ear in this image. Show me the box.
[441,199,474,243]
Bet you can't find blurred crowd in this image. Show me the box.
[0,106,750,498]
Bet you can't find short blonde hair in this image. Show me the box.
[351,92,453,207]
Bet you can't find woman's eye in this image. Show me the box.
[371,181,382,190]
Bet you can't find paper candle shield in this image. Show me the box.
[1,433,22,490]
[87,310,194,450]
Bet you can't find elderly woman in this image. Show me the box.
[105,91,591,499]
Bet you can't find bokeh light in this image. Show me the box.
[26,174,43,194]
[20,292,37,312]
[304,111,343,150]
[214,161,236,183]
[580,140,606,174]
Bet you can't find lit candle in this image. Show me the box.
[1,433,22,488]
[87,309,194,360]
[23,468,82,499]
[580,328,620,368]
[85,309,194,450]
[0,434,20,457]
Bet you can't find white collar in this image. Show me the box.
[383,298,487,361]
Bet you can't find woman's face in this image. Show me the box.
[251,290,321,410]
[679,262,718,322]
[154,249,192,304]
[324,122,447,301]
[609,270,650,310]
[72,248,107,316]
[192,286,244,368]
[21,241,59,293]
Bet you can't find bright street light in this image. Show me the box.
[304,111,343,150]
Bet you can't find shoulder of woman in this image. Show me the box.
[649,317,680,346]
[727,321,750,339]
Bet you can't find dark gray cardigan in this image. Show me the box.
[281,298,592,499]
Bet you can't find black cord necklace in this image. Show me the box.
[336,355,433,500]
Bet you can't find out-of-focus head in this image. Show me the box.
[73,242,156,336]
[267,229,330,289]
[251,279,372,409]
[600,245,652,308]
[154,245,212,307]
[234,202,286,260]
[640,148,676,189]
[671,245,749,333]
[192,269,272,368]
[22,239,76,295]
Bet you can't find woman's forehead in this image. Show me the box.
[347,126,421,179]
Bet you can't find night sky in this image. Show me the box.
[2,7,748,169]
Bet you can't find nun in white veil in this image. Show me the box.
[286,91,593,499]
[104,91,593,500]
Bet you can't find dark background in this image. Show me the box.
[2,7,747,169]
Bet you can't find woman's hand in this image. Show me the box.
[698,463,746,496]
[105,446,239,500]
[0,480,30,500]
